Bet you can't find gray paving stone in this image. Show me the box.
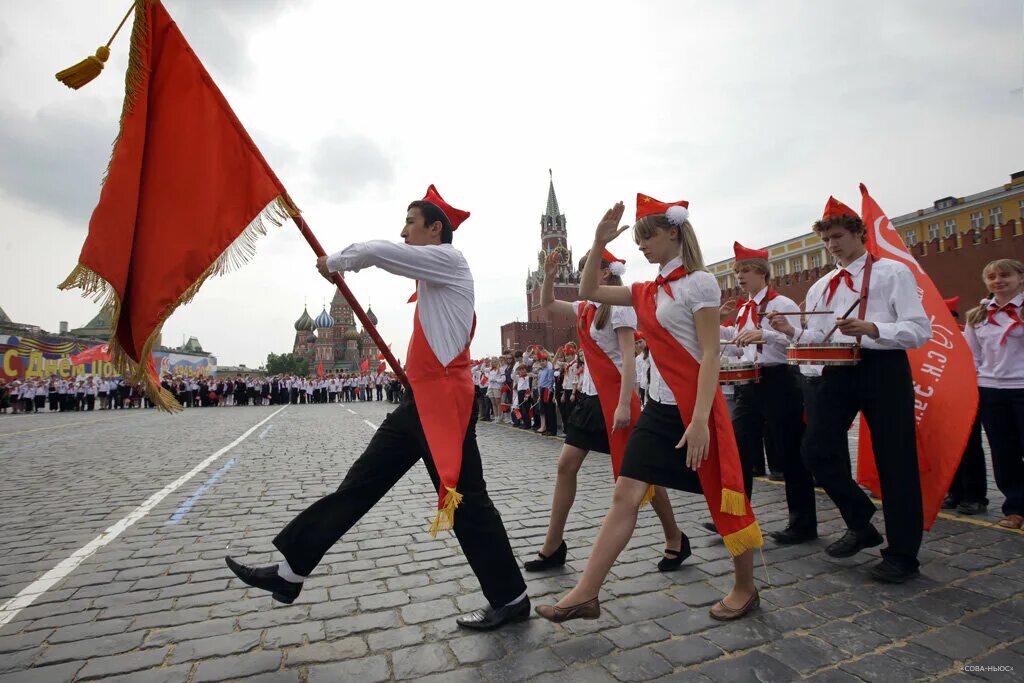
[143,617,238,647]
[36,630,145,666]
[552,634,616,663]
[449,632,508,665]
[480,648,564,682]
[324,610,400,637]
[604,592,687,624]
[912,623,998,661]
[400,597,458,624]
[264,621,326,648]
[0,661,85,683]
[840,652,924,682]
[602,647,673,682]
[391,642,453,678]
[76,647,170,680]
[853,608,930,639]
[170,631,261,663]
[883,642,953,676]
[603,621,671,649]
[0,628,53,654]
[652,636,723,667]
[284,637,368,666]
[366,624,423,651]
[307,655,389,683]
[192,651,283,682]
[699,650,799,682]
[763,635,846,674]
[813,619,890,655]
[99,663,193,683]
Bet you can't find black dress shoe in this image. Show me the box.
[770,526,818,545]
[702,522,718,533]
[225,556,302,604]
[869,559,919,583]
[768,471,785,482]
[457,597,530,630]
[956,500,987,515]
[658,533,691,572]
[941,494,959,510]
[524,541,567,572]
[825,528,883,558]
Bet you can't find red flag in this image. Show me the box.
[858,184,977,529]
[316,359,325,379]
[58,1,296,411]
[70,343,111,366]
[360,357,370,372]
[377,350,386,373]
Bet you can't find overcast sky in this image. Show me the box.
[1,0,1022,367]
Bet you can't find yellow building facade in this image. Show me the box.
[709,170,1024,290]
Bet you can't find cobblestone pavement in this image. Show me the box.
[0,402,1021,682]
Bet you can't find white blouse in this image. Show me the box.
[720,286,801,366]
[646,259,721,406]
[964,293,1024,389]
[572,300,637,396]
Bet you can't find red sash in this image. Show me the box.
[405,306,476,536]
[630,280,762,556]
[575,303,642,478]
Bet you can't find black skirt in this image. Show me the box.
[564,394,611,454]
[620,399,703,494]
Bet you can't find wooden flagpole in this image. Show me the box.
[291,214,410,389]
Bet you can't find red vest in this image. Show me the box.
[630,279,762,556]
[405,306,476,536]
[576,302,641,478]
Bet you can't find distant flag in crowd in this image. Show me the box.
[856,183,978,529]
[316,359,325,379]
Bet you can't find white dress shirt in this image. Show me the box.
[964,293,1024,389]
[327,240,474,367]
[646,258,721,406]
[635,353,650,390]
[571,301,637,397]
[800,253,931,349]
[720,287,801,366]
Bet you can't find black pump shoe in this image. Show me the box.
[825,527,883,559]
[225,557,302,604]
[658,533,691,572]
[524,541,567,572]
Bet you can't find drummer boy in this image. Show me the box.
[720,243,814,540]
[768,197,931,583]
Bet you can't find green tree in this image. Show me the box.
[266,352,308,376]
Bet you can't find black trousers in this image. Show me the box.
[539,389,556,433]
[274,395,526,609]
[979,387,1024,517]
[801,349,922,570]
[947,416,988,505]
[733,365,816,531]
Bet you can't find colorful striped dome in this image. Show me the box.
[314,308,335,329]
[294,306,315,332]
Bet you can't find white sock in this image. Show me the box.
[277,559,306,584]
[504,589,528,607]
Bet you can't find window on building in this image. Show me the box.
[928,223,940,240]
[791,257,803,274]
[1018,199,1024,220]
[810,253,821,269]
[944,219,956,237]
[989,206,1003,226]
[970,211,984,230]
[904,230,917,246]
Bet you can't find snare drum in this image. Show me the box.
[719,361,761,385]
[786,343,860,366]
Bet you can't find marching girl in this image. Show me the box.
[964,258,1024,529]
[525,250,688,573]
[537,197,761,623]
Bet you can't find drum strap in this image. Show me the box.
[855,254,875,343]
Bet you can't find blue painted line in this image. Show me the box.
[166,457,236,525]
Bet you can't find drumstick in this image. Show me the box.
[822,298,862,343]
[768,311,835,316]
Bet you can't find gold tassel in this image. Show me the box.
[55,3,136,90]
[428,487,463,537]
[720,488,748,516]
[722,521,764,557]
[638,484,656,508]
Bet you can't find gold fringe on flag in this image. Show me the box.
[58,195,297,413]
[719,488,748,516]
[428,487,464,537]
[638,484,656,508]
[722,521,764,557]
[55,2,137,90]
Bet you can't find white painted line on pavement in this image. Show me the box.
[258,424,275,439]
[363,420,378,430]
[0,406,288,629]
[346,408,356,415]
